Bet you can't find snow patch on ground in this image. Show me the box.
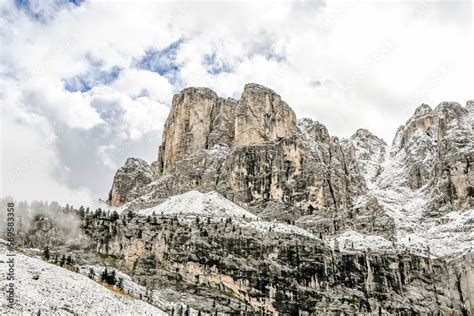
[136,191,318,240]
[0,244,166,315]
[332,230,393,252]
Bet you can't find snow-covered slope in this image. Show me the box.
[139,190,258,220]
[139,190,318,239]
[0,242,166,315]
[77,265,202,314]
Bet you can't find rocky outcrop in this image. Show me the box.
[154,83,296,176]
[342,129,387,185]
[86,217,474,314]
[108,158,155,206]
[154,87,236,177]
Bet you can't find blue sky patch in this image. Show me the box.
[202,53,234,75]
[64,66,121,93]
[135,40,182,84]
[15,0,84,22]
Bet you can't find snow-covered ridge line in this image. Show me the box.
[138,190,258,220]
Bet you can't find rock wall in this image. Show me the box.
[16,214,473,315]
[109,84,393,237]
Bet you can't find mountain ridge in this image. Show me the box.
[108,83,472,251]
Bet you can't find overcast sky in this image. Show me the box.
[0,0,472,205]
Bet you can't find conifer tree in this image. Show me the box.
[88,268,95,279]
[43,247,50,261]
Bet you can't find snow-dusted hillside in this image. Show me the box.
[139,190,258,220]
[76,265,206,315]
[138,190,319,239]
[0,242,166,315]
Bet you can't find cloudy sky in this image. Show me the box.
[0,0,472,205]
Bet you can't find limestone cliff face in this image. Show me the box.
[154,83,295,176]
[154,87,226,176]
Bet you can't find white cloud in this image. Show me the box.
[110,68,174,104]
[90,85,169,140]
[24,83,104,130]
[0,106,95,206]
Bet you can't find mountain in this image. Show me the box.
[109,83,397,239]
[109,83,472,254]
[3,84,473,314]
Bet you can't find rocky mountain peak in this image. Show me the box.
[383,100,473,209]
[108,84,472,241]
[124,157,150,167]
[234,83,297,147]
[298,118,331,144]
[154,86,224,176]
[109,83,398,238]
[435,101,467,124]
[351,128,386,145]
[412,103,433,118]
[153,83,297,176]
[343,128,387,186]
